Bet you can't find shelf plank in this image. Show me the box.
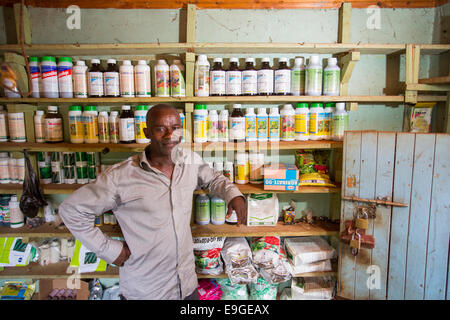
[0,223,122,238]
[0,97,187,104]
[191,221,339,237]
[419,75,450,85]
[193,140,343,151]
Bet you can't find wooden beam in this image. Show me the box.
[419,75,450,84]
[338,2,352,44]
[13,3,31,45]
[405,44,421,104]
[338,51,360,96]
[186,4,196,43]
[406,83,450,91]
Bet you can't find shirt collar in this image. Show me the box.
[139,144,183,172]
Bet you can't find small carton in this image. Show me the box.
[263,163,299,191]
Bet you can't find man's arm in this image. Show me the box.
[59,170,128,265]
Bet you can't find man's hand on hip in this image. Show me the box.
[113,242,131,266]
[227,196,247,226]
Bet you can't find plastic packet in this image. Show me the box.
[250,236,281,269]
[259,247,292,284]
[0,237,38,267]
[102,285,121,300]
[216,278,249,300]
[247,193,279,226]
[249,277,278,300]
[295,150,335,187]
[285,237,336,265]
[290,259,332,275]
[0,281,35,300]
[291,276,335,300]
[197,279,222,300]
[193,237,225,276]
[221,238,259,284]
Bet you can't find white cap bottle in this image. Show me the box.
[268,107,281,142]
[305,55,323,96]
[120,60,135,98]
[195,55,210,97]
[323,57,340,96]
[135,60,151,97]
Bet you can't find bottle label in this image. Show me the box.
[98,120,109,142]
[230,117,245,140]
[318,112,327,137]
[269,116,280,139]
[210,70,226,95]
[135,115,147,140]
[249,162,263,184]
[281,115,295,140]
[295,113,309,135]
[242,70,257,95]
[135,70,151,96]
[120,70,135,96]
[226,71,242,95]
[306,68,323,95]
[109,120,120,142]
[291,69,305,95]
[69,115,84,141]
[196,201,210,223]
[195,65,210,95]
[156,69,170,96]
[170,69,185,97]
[332,114,348,139]
[256,116,268,139]
[88,72,104,96]
[57,65,72,95]
[193,114,207,140]
[8,116,26,141]
[104,72,120,96]
[257,70,274,94]
[35,121,45,142]
[218,119,228,141]
[44,118,63,142]
[30,65,40,79]
[83,115,99,142]
[120,118,135,141]
[211,201,226,224]
[274,69,291,94]
[207,118,219,141]
[73,68,88,97]
[245,115,257,139]
[236,164,247,184]
[41,65,58,94]
[309,113,319,135]
[323,70,341,95]
[0,114,8,140]
[323,112,333,138]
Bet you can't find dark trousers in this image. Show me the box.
[120,289,198,300]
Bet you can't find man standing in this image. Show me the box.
[59,104,247,300]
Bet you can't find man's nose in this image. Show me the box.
[163,128,174,139]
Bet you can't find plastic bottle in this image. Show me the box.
[309,102,324,140]
[274,57,291,95]
[257,57,274,95]
[210,58,226,96]
[134,60,151,97]
[0,153,10,184]
[120,60,135,98]
[88,59,104,97]
[229,104,245,142]
[83,106,99,144]
[226,58,242,96]
[119,105,135,143]
[0,106,8,142]
[135,105,150,144]
[332,102,349,141]
[249,153,264,184]
[245,107,257,142]
[268,107,281,142]
[323,102,335,140]
[8,195,23,229]
[16,157,25,184]
[218,109,229,142]
[8,158,17,183]
[291,57,305,96]
[34,110,45,143]
[305,55,323,96]
[210,196,226,225]
[235,152,248,184]
[225,210,238,225]
[178,110,186,142]
[57,57,73,98]
[193,104,208,143]
[73,60,88,98]
[68,105,84,144]
[98,111,110,143]
[295,103,309,141]
[323,58,341,96]
[256,108,268,142]
[8,112,26,142]
[214,161,223,174]
[104,59,120,97]
[44,106,63,143]
[281,104,295,141]
[223,161,234,182]
[40,56,59,98]
[195,194,210,225]
[207,109,219,142]
[170,60,186,97]
[154,59,170,97]
[29,57,40,98]
[109,111,120,144]
[195,55,210,97]
[242,58,257,96]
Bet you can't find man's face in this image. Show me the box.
[144,110,182,156]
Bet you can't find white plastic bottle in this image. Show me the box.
[309,103,324,140]
[29,57,40,98]
[193,104,208,143]
[213,161,223,174]
[218,109,229,142]
[170,60,186,97]
[242,58,258,96]
[109,111,120,144]
[120,60,135,98]
[323,102,335,140]
[256,108,268,142]
[83,106,99,144]
[134,60,151,97]
[57,57,73,98]
[9,195,24,229]
[8,112,26,142]
[0,107,8,142]
[332,102,349,141]
[68,105,84,144]
[210,58,226,96]
[305,55,323,96]
[226,57,242,96]
[40,56,59,98]
[135,105,150,144]
[72,60,88,98]
[245,107,257,142]
[268,107,281,142]
[235,152,248,185]
[98,111,110,143]
[155,59,170,97]
[207,109,219,142]
[257,57,274,95]
[195,55,210,97]
[34,110,45,143]
[210,196,226,225]
[280,104,295,141]
[291,57,305,96]
[104,59,120,97]
[295,103,309,141]
[323,58,341,96]
[195,194,210,225]
[223,161,234,182]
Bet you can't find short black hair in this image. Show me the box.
[146,104,180,128]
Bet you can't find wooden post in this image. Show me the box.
[338,3,352,44]
[405,44,420,104]
[186,4,196,43]
[13,3,32,45]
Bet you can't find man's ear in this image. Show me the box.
[143,127,150,139]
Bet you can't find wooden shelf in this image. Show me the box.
[193,140,343,151]
[419,75,450,85]
[0,223,122,238]
[191,221,339,237]
[0,97,187,104]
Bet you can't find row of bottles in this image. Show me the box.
[0,152,25,184]
[195,55,340,97]
[193,102,348,143]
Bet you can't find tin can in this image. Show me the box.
[50,151,61,163]
[75,152,87,165]
[38,164,52,184]
[64,166,76,184]
[76,165,88,184]
[103,212,111,225]
[110,214,117,225]
[88,165,98,181]
[94,215,103,227]
[51,166,63,184]
[37,151,51,163]
[87,152,97,166]
[63,152,76,166]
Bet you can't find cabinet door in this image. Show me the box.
[338,131,450,300]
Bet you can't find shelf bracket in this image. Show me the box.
[405,44,421,104]
[337,51,360,110]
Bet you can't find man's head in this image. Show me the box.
[144,104,182,157]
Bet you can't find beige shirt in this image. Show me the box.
[59,145,243,300]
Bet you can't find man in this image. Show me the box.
[59,104,247,300]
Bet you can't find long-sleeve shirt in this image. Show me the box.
[59,145,243,300]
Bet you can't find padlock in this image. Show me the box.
[350,231,361,256]
[355,206,369,229]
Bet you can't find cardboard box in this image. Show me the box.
[38,279,89,300]
[263,163,299,191]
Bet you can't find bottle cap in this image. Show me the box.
[283,104,294,110]
[36,110,44,115]
[70,105,82,111]
[294,57,304,65]
[122,60,132,66]
[99,111,109,116]
[91,59,101,64]
[194,104,207,110]
[157,59,167,64]
[213,57,223,63]
[246,107,255,114]
[262,57,270,63]
[76,60,86,66]
[84,106,97,111]
[107,59,117,64]
[328,57,338,65]
[245,57,255,63]
[138,60,147,65]
[310,102,323,108]
[41,56,56,62]
[136,105,149,111]
[121,105,131,110]
[197,55,208,62]
[29,57,39,62]
[309,55,320,64]
[110,111,119,116]
[296,103,309,109]
[325,102,336,109]
[48,106,58,112]
[233,104,241,109]
[336,102,346,110]
[58,57,73,63]
[257,107,266,113]
[279,57,288,63]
